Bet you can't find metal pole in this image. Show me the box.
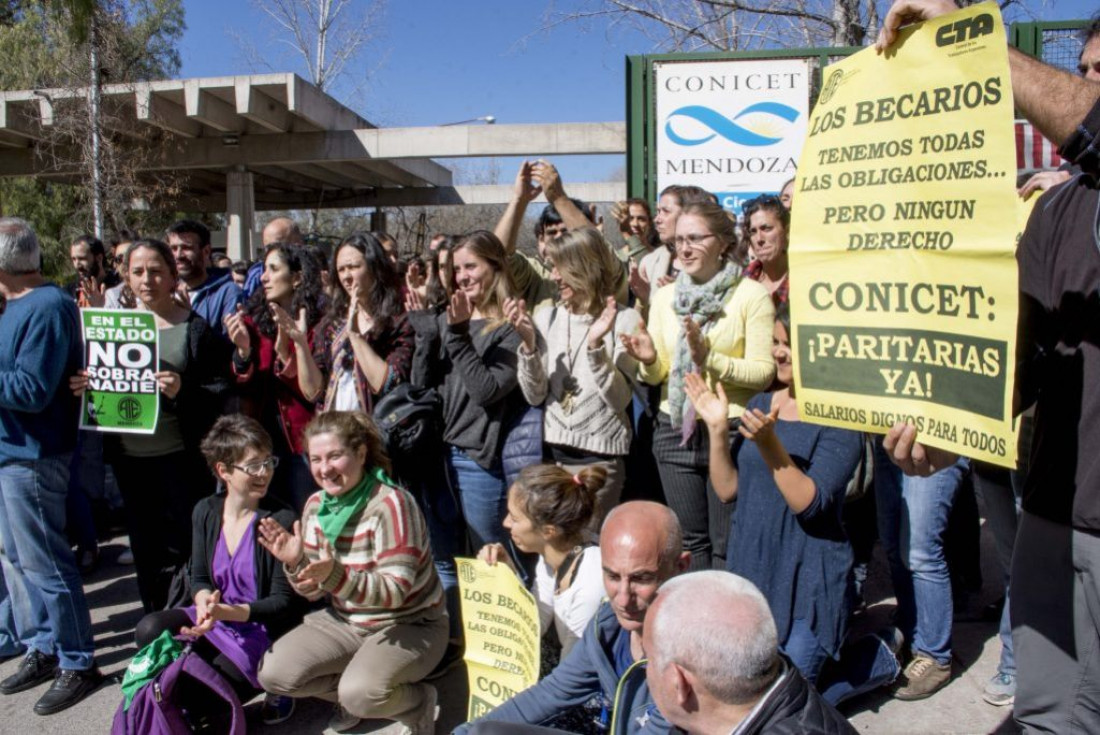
[89,11,103,239]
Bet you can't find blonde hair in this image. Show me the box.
[545,228,619,316]
[454,230,514,331]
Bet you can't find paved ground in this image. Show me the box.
[0,511,1018,735]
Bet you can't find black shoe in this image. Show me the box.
[33,667,102,715]
[0,650,58,694]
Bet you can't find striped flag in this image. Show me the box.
[1016,119,1063,174]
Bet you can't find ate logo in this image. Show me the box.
[118,397,142,422]
[935,14,994,47]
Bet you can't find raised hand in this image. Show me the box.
[620,321,657,365]
[258,518,304,568]
[628,261,651,303]
[504,297,536,351]
[405,287,425,313]
[684,372,729,429]
[739,406,780,446]
[610,201,631,237]
[683,316,708,366]
[223,304,251,360]
[531,160,565,203]
[406,261,428,302]
[81,276,106,308]
[447,289,473,326]
[271,303,307,345]
[588,296,618,349]
[155,371,181,399]
[876,0,959,51]
[513,160,542,204]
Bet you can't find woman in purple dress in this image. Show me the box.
[132,414,304,725]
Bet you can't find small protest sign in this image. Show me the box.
[456,557,541,721]
[80,309,159,434]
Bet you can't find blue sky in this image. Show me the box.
[177,0,1100,188]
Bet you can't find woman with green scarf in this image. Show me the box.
[256,411,447,735]
[621,201,776,572]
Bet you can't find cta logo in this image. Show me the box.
[665,102,800,147]
[818,69,844,105]
[936,13,994,47]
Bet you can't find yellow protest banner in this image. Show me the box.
[789,2,1021,467]
[457,557,541,721]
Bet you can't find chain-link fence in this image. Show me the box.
[1041,27,1086,74]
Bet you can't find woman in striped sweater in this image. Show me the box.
[257,411,447,735]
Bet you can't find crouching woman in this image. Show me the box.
[257,411,447,735]
[132,414,303,724]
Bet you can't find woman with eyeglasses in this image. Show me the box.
[621,201,776,571]
[742,195,791,306]
[132,415,304,725]
[225,242,327,512]
[71,239,232,613]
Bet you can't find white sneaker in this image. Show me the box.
[118,548,134,565]
[399,683,439,735]
[324,704,362,734]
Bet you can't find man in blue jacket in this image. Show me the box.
[0,218,99,715]
[461,501,690,735]
[166,219,241,340]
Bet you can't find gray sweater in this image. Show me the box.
[517,304,641,457]
[409,310,521,470]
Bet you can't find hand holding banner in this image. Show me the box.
[790,2,1023,467]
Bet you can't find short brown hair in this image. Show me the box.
[512,464,607,542]
[200,414,274,471]
[302,411,392,477]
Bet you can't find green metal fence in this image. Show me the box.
[628,19,1090,201]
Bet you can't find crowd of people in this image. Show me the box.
[0,1,1097,733]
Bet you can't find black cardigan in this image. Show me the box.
[189,494,305,641]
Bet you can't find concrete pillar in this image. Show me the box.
[226,166,255,261]
[369,209,386,233]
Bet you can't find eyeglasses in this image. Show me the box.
[673,233,716,248]
[229,456,280,477]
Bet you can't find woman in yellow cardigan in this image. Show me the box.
[622,201,776,570]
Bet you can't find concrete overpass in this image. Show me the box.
[0,73,626,258]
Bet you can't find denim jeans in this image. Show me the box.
[875,442,967,665]
[0,544,30,657]
[446,446,510,552]
[0,455,95,670]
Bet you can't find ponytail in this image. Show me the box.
[512,464,607,542]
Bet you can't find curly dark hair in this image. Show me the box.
[246,243,326,339]
[327,232,403,332]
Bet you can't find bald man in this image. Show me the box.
[261,216,304,247]
[458,501,689,735]
[644,572,854,735]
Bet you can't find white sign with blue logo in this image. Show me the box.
[654,58,811,214]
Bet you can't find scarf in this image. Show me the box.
[316,466,393,546]
[668,261,741,443]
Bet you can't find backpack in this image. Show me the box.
[111,646,246,735]
[372,383,442,461]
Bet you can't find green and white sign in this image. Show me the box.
[80,309,159,434]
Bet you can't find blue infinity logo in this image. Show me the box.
[665,102,800,146]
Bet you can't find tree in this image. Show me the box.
[544,0,1037,52]
[238,0,386,103]
[0,0,186,278]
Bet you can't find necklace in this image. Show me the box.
[560,308,591,415]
